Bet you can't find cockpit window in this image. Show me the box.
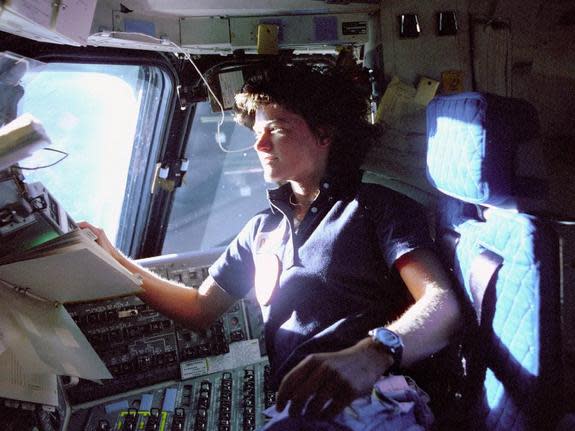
[162,101,268,254]
[17,62,171,249]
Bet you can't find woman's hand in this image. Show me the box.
[77,221,123,262]
[275,337,393,419]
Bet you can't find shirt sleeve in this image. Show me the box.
[362,184,434,268]
[208,215,260,299]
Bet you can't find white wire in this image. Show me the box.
[89,31,253,153]
[163,40,255,153]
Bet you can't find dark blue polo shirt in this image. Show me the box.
[209,173,432,387]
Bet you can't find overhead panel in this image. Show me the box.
[0,0,97,46]
[229,13,369,51]
[180,17,232,51]
[86,10,181,52]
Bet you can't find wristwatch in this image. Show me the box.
[368,327,403,373]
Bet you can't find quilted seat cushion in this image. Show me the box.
[438,198,561,430]
[426,93,538,206]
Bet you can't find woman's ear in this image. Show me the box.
[316,126,333,148]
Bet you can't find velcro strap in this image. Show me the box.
[469,249,504,324]
[438,229,460,266]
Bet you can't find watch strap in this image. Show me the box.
[369,327,403,373]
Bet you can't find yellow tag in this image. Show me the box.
[441,70,464,94]
[257,24,279,55]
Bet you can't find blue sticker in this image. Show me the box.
[104,400,129,414]
[162,388,178,412]
[124,18,156,37]
[140,394,154,412]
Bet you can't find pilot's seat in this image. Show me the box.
[425,92,564,430]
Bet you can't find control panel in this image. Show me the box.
[1,250,270,431]
[63,256,264,406]
[68,361,275,431]
[64,296,182,404]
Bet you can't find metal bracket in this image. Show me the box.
[151,158,189,193]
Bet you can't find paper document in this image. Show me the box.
[0,349,58,406]
[0,229,142,304]
[375,76,417,127]
[414,77,440,106]
[219,70,244,110]
[0,282,112,380]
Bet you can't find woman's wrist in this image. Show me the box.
[358,337,395,375]
[111,248,128,265]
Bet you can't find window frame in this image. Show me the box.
[4,32,339,258]
[9,42,182,258]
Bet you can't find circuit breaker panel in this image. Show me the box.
[68,361,275,431]
[60,253,270,431]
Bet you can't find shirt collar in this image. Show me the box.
[266,170,363,214]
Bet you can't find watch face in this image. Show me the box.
[370,327,403,370]
[371,328,402,348]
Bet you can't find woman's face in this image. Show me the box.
[252,103,330,186]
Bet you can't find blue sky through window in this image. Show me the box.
[18,63,141,243]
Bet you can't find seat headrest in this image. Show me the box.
[426,92,540,207]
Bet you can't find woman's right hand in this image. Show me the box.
[77,221,123,262]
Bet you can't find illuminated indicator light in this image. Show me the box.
[26,230,59,249]
[160,411,169,429]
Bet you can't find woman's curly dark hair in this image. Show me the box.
[234,63,381,178]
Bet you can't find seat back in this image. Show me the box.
[426,92,563,430]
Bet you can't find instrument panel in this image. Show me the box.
[68,361,275,431]
[0,251,271,431]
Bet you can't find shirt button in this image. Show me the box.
[322,183,330,189]
[310,207,318,213]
